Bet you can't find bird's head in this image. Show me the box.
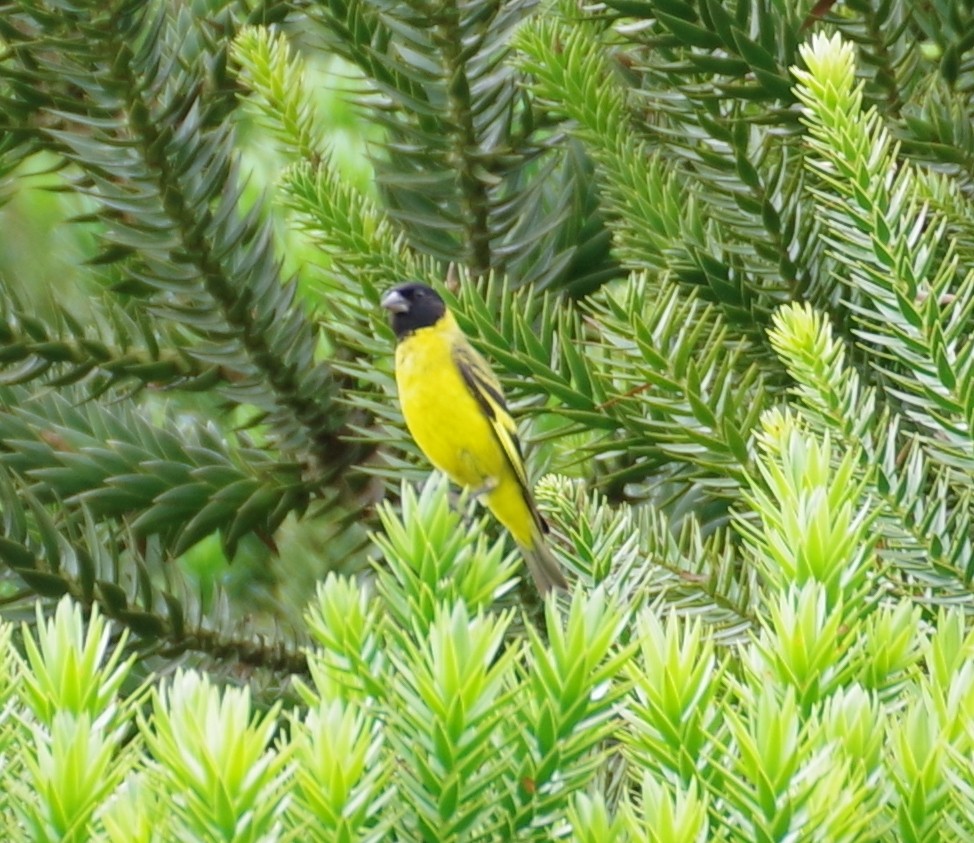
[381,283,446,339]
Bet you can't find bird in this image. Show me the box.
[381,282,568,595]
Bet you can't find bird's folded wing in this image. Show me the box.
[452,343,534,499]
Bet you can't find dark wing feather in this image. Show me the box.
[453,343,548,534]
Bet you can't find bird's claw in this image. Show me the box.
[469,478,498,498]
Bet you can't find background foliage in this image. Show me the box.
[1,0,974,838]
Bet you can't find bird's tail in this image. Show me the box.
[521,535,569,596]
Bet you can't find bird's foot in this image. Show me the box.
[469,477,498,498]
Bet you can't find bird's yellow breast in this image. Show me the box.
[394,317,506,489]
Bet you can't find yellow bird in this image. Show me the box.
[381,283,568,595]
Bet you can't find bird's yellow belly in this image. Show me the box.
[395,332,504,488]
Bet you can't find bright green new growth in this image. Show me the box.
[0,418,967,840]
[794,33,974,474]
[4,600,138,842]
[142,671,290,842]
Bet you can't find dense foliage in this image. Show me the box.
[1,0,974,839]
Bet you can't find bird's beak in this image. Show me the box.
[380,290,410,314]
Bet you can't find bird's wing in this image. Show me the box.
[453,342,546,532]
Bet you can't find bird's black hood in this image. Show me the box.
[381,283,447,339]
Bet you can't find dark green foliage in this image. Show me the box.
[306,0,618,293]
[0,0,372,675]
